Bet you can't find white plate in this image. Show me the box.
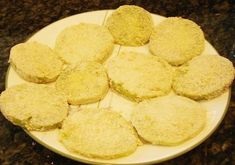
[5,10,231,164]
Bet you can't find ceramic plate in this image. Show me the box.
[5,10,231,164]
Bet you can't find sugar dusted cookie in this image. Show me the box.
[56,61,109,105]
[149,17,205,66]
[55,23,114,64]
[106,5,154,46]
[173,55,235,100]
[107,52,173,102]
[0,84,68,131]
[131,95,206,146]
[10,42,63,83]
[60,108,138,159]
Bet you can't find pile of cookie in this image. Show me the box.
[0,5,234,159]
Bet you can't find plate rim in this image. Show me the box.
[4,10,232,165]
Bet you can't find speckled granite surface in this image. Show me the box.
[0,0,234,164]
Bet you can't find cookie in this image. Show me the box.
[10,42,63,83]
[131,95,206,145]
[0,84,68,131]
[55,23,114,64]
[56,61,109,105]
[149,17,205,66]
[107,52,173,102]
[106,5,154,46]
[60,108,138,159]
[173,55,235,100]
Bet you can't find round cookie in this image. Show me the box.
[59,108,138,159]
[0,84,68,131]
[131,95,206,146]
[107,52,173,102]
[54,23,114,64]
[56,61,109,105]
[173,55,235,100]
[106,5,154,46]
[10,42,64,83]
[149,17,205,66]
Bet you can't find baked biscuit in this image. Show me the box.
[0,84,68,131]
[59,108,138,159]
[10,42,63,83]
[131,95,206,146]
[149,17,205,66]
[55,23,114,64]
[106,5,154,46]
[107,52,173,102]
[56,61,109,105]
[173,55,235,100]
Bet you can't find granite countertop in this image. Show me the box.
[0,0,234,164]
